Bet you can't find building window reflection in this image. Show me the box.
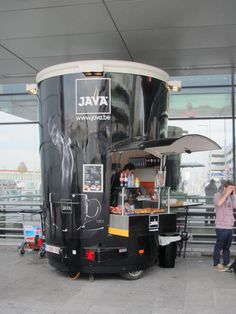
[168,119,233,195]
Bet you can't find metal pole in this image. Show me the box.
[231,72,236,182]
[121,187,125,216]
[167,187,170,213]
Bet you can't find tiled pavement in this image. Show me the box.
[0,246,235,314]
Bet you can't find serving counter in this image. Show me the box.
[108,212,176,237]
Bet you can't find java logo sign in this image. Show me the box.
[75,78,111,117]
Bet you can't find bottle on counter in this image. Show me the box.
[120,173,124,187]
[124,173,128,187]
[130,173,134,188]
[127,173,134,188]
[127,174,131,188]
[135,177,140,188]
[154,172,159,188]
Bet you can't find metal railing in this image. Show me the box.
[0,195,236,251]
[171,204,236,246]
[0,197,42,246]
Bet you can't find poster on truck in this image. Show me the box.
[83,164,103,193]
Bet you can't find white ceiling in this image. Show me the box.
[0,0,236,84]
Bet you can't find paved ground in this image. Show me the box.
[0,246,236,314]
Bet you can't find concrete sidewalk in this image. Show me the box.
[185,243,236,257]
[0,246,235,314]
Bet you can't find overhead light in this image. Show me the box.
[83,71,104,77]
[26,84,38,95]
[167,80,181,92]
[94,71,103,76]
[83,72,93,76]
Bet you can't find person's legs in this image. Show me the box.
[213,229,225,266]
[222,229,233,266]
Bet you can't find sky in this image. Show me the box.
[0,112,40,170]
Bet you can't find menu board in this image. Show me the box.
[83,164,103,193]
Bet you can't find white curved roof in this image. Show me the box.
[141,134,221,157]
[36,60,169,83]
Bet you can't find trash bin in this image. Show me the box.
[158,233,181,268]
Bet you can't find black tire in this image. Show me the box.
[19,242,26,255]
[120,270,144,280]
[39,250,45,258]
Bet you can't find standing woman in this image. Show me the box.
[213,180,236,271]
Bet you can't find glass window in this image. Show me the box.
[167,119,233,195]
[0,83,30,94]
[170,74,231,87]
[169,87,231,118]
[235,87,236,117]
[0,94,38,122]
[0,123,41,199]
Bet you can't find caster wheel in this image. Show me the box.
[89,273,94,282]
[39,251,45,258]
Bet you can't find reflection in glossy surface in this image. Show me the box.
[110,73,168,149]
[48,115,74,190]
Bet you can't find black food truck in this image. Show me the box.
[36,60,220,279]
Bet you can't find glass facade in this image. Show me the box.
[0,85,40,198]
[168,119,233,195]
[168,73,236,196]
[0,94,38,122]
[169,87,232,118]
[0,74,235,200]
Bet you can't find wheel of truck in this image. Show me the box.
[120,270,144,280]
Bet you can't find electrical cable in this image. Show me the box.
[69,272,81,280]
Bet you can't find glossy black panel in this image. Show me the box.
[38,70,168,271]
[110,73,168,148]
[39,74,111,249]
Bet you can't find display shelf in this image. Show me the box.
[128,156,160,168]
[115,185,171,216]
